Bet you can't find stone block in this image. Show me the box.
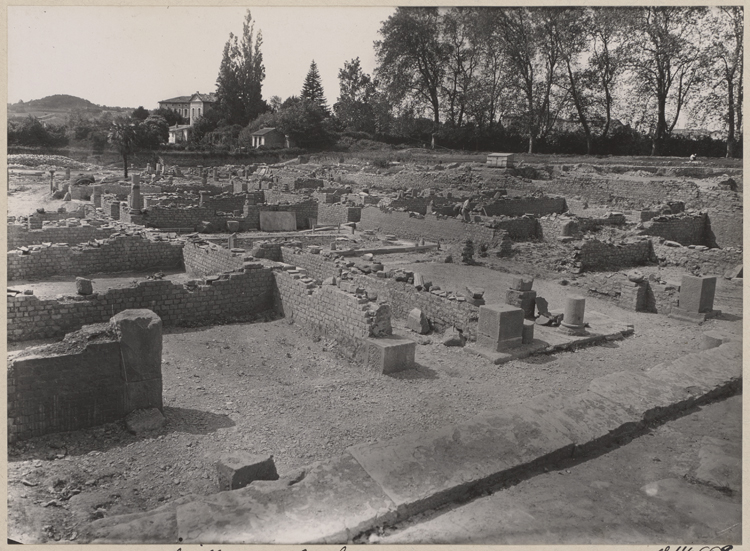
[509,276,533,291]
[678,275,716,313]
[125,408,165,435]
[477,304,524,343]
[406,308,430,334]
[226,220,240,232]
[110,309,163,382]
[216,453,279,491]
[364,335,416,375]
[442,326,465,347]
[535,296,550,317]
[506,289,537,319]
[76,277,93,295]
[700,331,732,350]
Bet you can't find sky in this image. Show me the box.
[8,6,396,109]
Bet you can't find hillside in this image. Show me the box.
[8,95,132,124]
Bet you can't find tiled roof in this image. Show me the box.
[159,96,191,104]
[251,127,282,136]
[190,93,217,103]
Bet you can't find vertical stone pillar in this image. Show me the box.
[49,170,56,192]
[92,185,102,208]
[199,191,207,207]
[560,296,586,334]
[146,163,153,175]
[506,276,536,319]
[64,168,71,180]
[212,168,217,181]
[130,181,142,211]
[228,233,236,249]
[155,163,161,175]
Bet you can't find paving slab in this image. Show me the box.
[693,436,741,493]
[521,391,642,452]
[348,406,574,516]
[588,371,698,422]
[175,453,396,544]
[640,478,741,533]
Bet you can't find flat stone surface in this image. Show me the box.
[348,406,574,513]
[588,371,697,421]
[522,391,642,448]
[216,453,278,491]
[640,478,741,533]
[693,436,741,493]
[176,453,396,544]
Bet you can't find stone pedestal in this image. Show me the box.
[477,304,524,352]
[522,320,535,344]
[678,275,717,313]
[92,185,102,208]
[560,295,586,335]
[364,335,416,374]
[132,173,140,185]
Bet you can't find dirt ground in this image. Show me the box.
[6,155,743,543]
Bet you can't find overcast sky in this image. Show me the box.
[8,6,395,109]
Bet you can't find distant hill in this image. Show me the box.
[8,95,133,124]
[9,94,104,111]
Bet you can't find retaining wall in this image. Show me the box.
[8,234,185,281]
[638,213,715,247]
[654,243,743,275]
[183,240,247,277]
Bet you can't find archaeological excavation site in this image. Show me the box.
[6,152,743,544]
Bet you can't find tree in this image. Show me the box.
[440,8,482,128]
[268,95,283,113]
[215,10,267,126]
[107,120,139,178]
[107,116,168,177]
[691,7,743,157]
[624,7,707,156]
[131,106,150,121]
[150,107,186,126]
[375,7,448,130]
[301,60,328,112]
[334,57,377,132]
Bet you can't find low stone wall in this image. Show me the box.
[352,274,480,339]
[482,196,567,217]
[183,240,247,277]
[279,248,480,339]
[359,207,505,247]
[243,203,319,230]
[8,234,185,281]
[576,239,656,272]
[273,269,391,342]
[8,223,117,249]
[101,195,123,220]
[491,217,541,240]
[638,212,714,247]
[7,264,275,341]
[8,309,163,442]
[26,208,86,229]
[7,235,184,281]
[129,205,242,231]
[654,242,743,276]
[317,203,362,225]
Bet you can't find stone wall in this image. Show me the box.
[482,196,567,217]
[8,310,163,442]
[279,248,480,339]
[7,264,275,341]
[101,195,122,220]
[638,212,713,247]
[317,203,362,225]
[491,216,541,240]
[243,203,319,230]
[8,234,185,281]
[576,238,656,272]
[352,274,480,339]
[506,176,742,248]
[27,208,86,229]
[8,223,117,249]
[359,207,505,246]
[183,240,247,277]
[132,205,236,230]
[653,242,743,276]
[273,269,391,342]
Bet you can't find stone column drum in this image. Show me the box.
[560,295,586,334]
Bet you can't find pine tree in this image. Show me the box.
[301,60,328,113]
